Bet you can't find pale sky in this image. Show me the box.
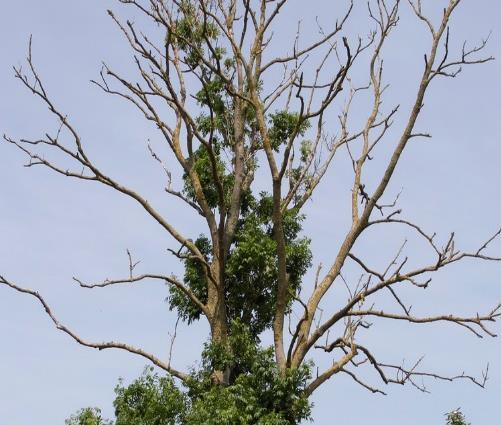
[1,1,500,424]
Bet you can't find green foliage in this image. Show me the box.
[172,0,219,68]
[65,408,112,425]
[181,142,233,210]
[113,370,187,425]
[446,409,470,425]
[186,321,312,424]
[268,111,311,152]
[67,323,312,425]
[168,193,312,337]
[196,77,227,116]
[224,195,311,336]
[168,235,211,323]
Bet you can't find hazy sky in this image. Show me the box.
[1,1,500,424]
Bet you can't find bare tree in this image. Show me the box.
[1,0,499,421]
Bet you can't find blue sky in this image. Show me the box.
[1,1,500,424]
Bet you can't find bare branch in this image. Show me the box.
[0,274,188,381]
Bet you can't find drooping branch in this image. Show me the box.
[312,337,489,396]
[0,275,189,382]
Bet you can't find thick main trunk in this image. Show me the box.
[210,311,230,385]
[207,261,230,385]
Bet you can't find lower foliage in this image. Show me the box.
[66,322,312,425]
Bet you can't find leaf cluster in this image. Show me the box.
[65,408,112,425]
[267,111,311,152]
[172,0,219,69]
[446,409,471,425]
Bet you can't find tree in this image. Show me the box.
[1,0,500,423]
[65,408,112,425]
[446,409,470,425]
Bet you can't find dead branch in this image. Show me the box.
[0,274,188,381]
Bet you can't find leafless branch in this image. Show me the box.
[0,274,188,381]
